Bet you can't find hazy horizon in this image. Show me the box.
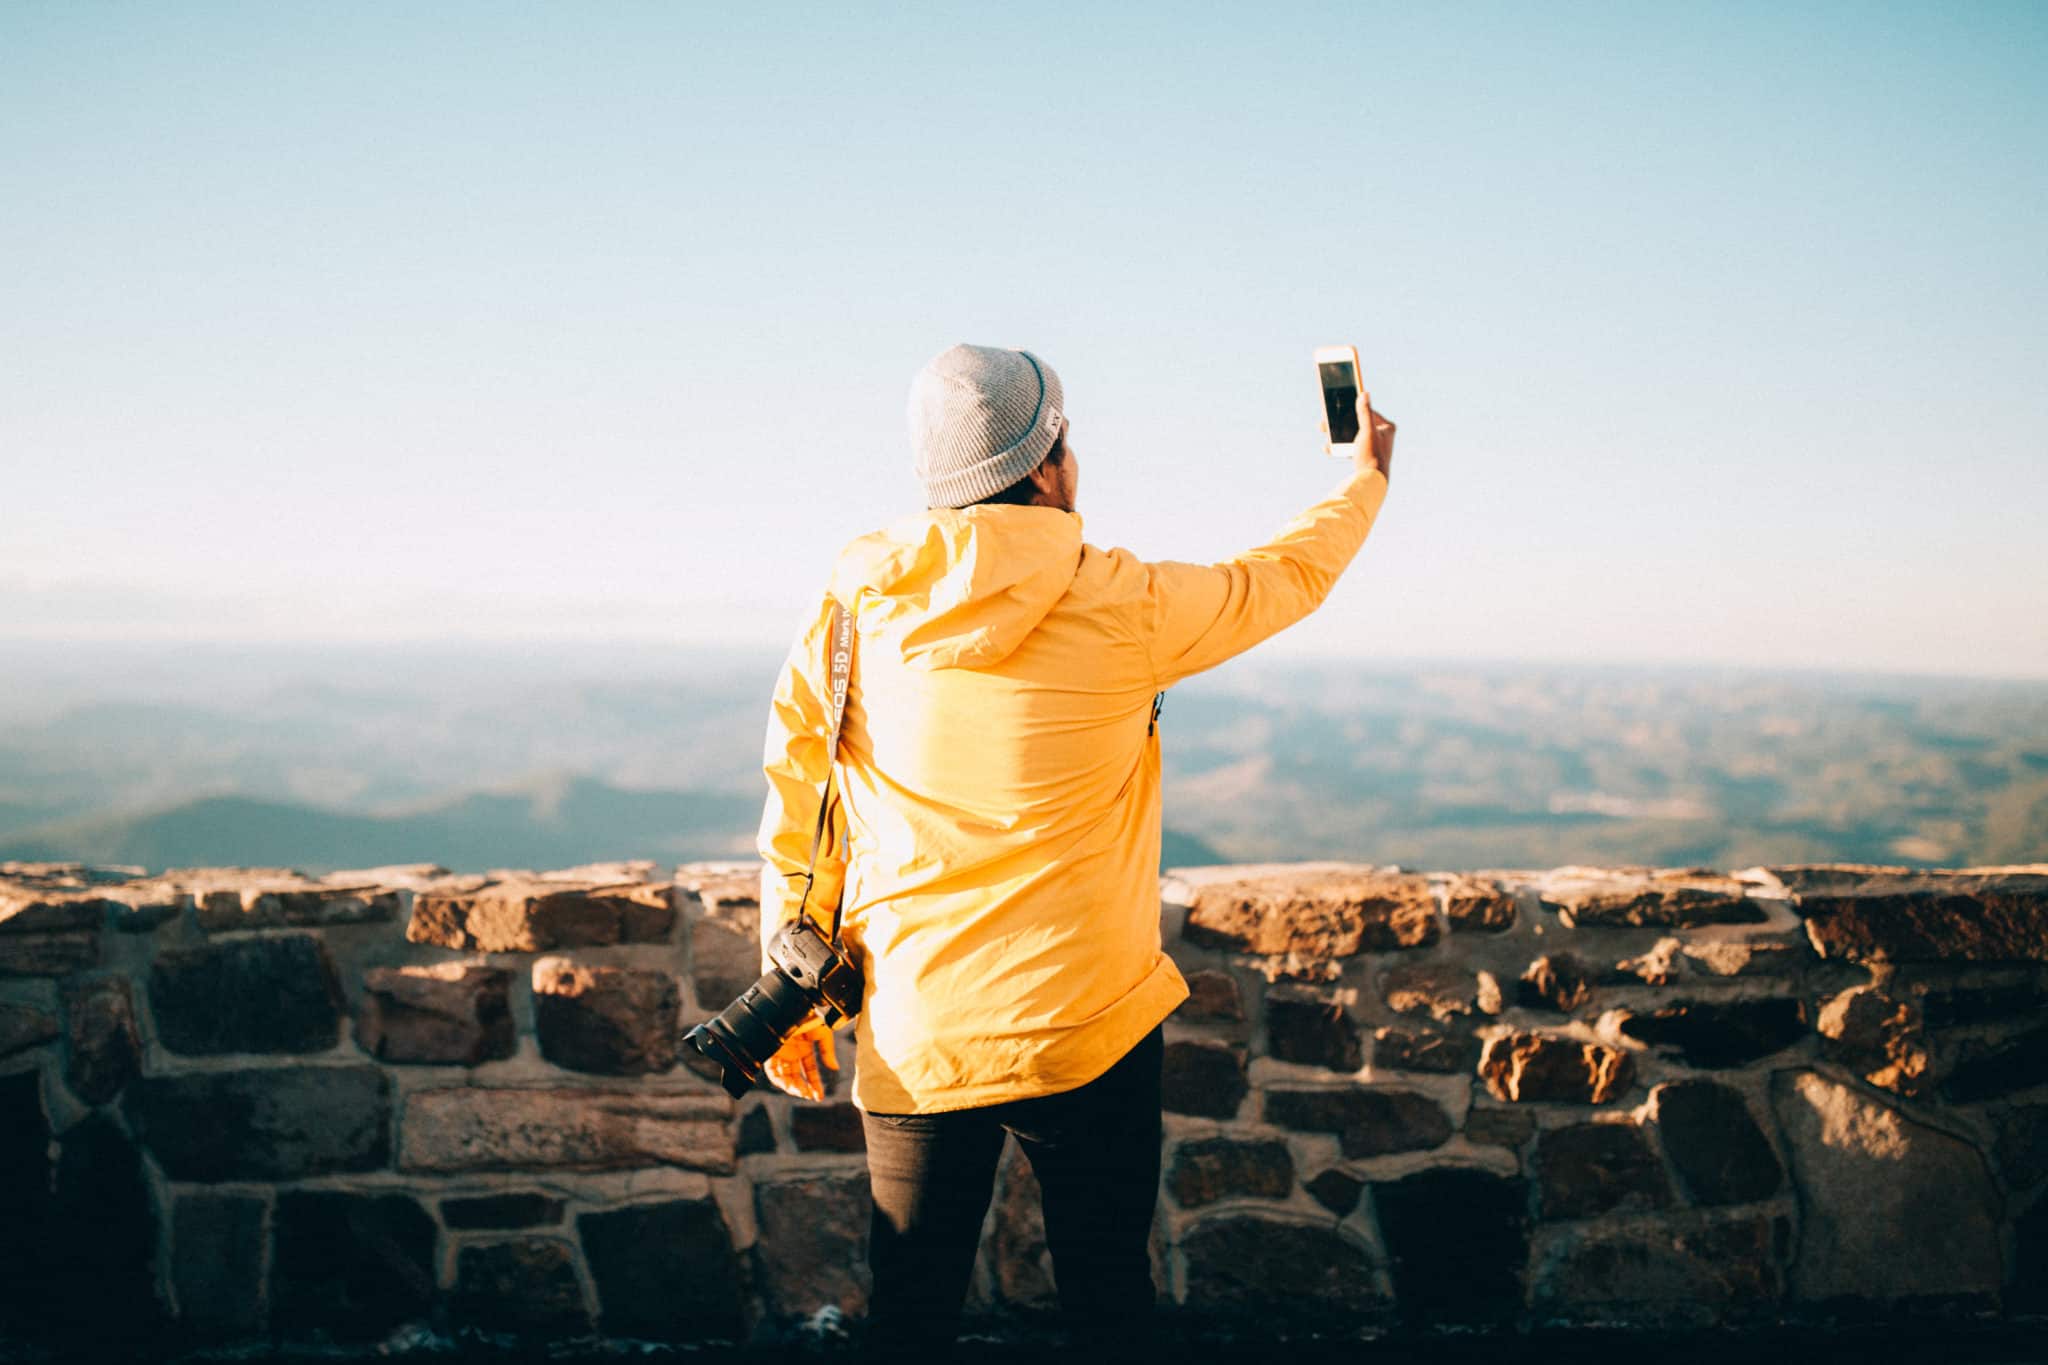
[6,3,2046,677]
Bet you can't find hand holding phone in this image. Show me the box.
[1315,345,1394,482]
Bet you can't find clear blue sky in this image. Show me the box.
[5,2,2044,676]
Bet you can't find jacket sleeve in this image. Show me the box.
[755,590,849,968]
[1134,467,1389,689]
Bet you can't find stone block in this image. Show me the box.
[1538,867,1765,928]
[974,1141,1056,1310]
[1650,1080,1783,1206]
[1167,1136,1294,1208]
[1614,937,1685,985]
[1519,953,1597,1013]
[1305,1168,1363,1215]
[1177,968,1245,1022]
[409,879,676,952]
[1916,970,2048,1027]
[148,933,342,1055]
[1374,1168,1528,1325]
[448,1237,591,1339]
[1816,985,1931,1097]
[737,1104,777,1155]
[1683,940,1805,977]
[0,891,110,934]
[0,1001,59,1058]
[357,962,515,1065]
[1944,1024,2048,1103]
[126,1064,389,1181]
[33,1113,164,1345]
[0,930,100,976]
[1465,1106,1538,1151]
[1478,1032,1635,1104]
[1617,997,1806,1069]
[441,1192,566,1229]
[1162,1040,1247,1119]
[1771,1069,2003,1302]
[171,1193,265,1337]
[271,1190,436,1343]
[2015,1193,2048,1314]
[1265,1086,1452,1158]
[61,974,141,1105]
[580,1198,745,1343]
[1534,1121,1671,1219]
[754,1172,872,1319]
[1372,1026,1480,1074]
[687,885,761,1011]
[1443,874,1516,932]
[1533,1215,1783,1325]
[1266,994,1363,1071]
[790,1101,865,1152]
[399,1085,734,1174]
[196,883,399,932]
[1182,868,1437,958]
[1782,868,2048,963]
[1381,962,1482,1021]
[532,958,679,1075]
[1180,1215,1387,1317]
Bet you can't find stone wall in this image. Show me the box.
[2,857,2045,1353]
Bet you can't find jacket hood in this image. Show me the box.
[828,505,1085,670]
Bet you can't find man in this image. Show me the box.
[753,343,1394,1353]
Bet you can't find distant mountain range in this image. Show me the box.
[0,772,1227,876]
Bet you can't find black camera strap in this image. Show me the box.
[793,597,855,948]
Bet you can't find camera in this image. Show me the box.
[683,916,864,1099]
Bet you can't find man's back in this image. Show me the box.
[759,462,1390,1114]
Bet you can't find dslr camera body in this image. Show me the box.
[684,916,863,1098]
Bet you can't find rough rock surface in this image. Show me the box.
[1534,1122,1672,1219]
[1538,867,1765,928]
[1183,868,1437,956]
[753,1172,871,1319]
[1381,962,1482,1020]
[1266,1086,1453,1157]
[1265,994,1364,1071]
[449,1238,591,1338]
[1534,1215,1783,1325]
[1618,998,1806,1068]
[358,962,515,1065]
[1478,1033,1635,1104]
[579,1198,745,1342]
[271,1190,437,1343]
[61,974,142,1105]
[125,1065,390,1180]
[1770,1069,2003,1302]
[410,879,675,952]
[1784,868,2048,963]
[1162,1040,1248,1119]
[1375,1169,1528,1325]
[399,1086,733,1174]
[1443,874,1517,932]
[1650,1080,1783,1206]
[532,958,680,1075]
[148,933,343,1055]
[1167,1136,1295,1208]
[1373,1025,1480,1074]
[1816,984,1931,1096]
[1180,1215,1387,1316]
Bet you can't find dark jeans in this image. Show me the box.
[859,1024,1165,1356]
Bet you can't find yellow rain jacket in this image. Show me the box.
[757,464,1391,1114]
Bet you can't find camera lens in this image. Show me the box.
[683,965,818,1098]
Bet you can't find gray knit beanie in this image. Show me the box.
[908,343,1066,509]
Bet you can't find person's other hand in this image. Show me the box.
[762,1016,839,1101]
[1356,392,1395,483]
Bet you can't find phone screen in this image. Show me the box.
[1319,361,1360,444]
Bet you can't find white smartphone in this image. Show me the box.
[1314,344,1363,459]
